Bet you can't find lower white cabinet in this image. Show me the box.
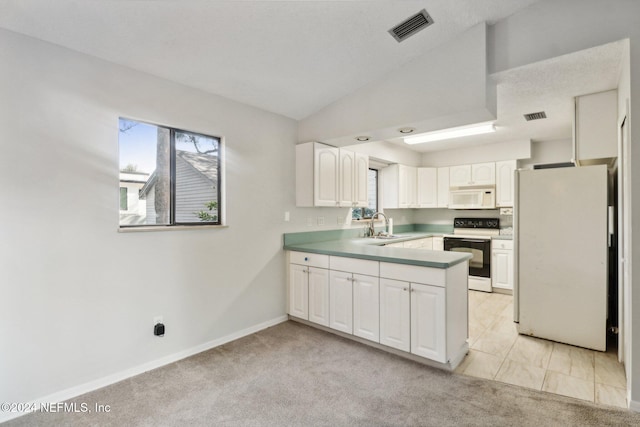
[353,274,380,342]
[329,270,353,333]
[308,267,330,326]
[432,236,444,251]
[411,283,446,362]
[287,251,468,369]
[289,263,309,319]
[491,240,514,291]
[379,278,411,352]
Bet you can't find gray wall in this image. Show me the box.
[0,28,303,409]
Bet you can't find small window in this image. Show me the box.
[352,168,378,220]
[118,118,222,228]
[119,187,128,211]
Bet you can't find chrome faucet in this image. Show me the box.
[369,212,389,237]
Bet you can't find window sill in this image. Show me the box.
[118,224,228,233]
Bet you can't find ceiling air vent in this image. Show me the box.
[389,9,434,43]
[524,111,547,121]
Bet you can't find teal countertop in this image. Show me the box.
[283,231,471,269]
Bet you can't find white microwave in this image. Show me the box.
[449,187,496,209]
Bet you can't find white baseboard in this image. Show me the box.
[0,315,288,424]
[628,398,640,412]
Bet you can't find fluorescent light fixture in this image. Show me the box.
[404,122,496,145]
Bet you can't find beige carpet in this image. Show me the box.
[7,321,640,426]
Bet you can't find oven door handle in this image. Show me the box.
[457,239,489,244]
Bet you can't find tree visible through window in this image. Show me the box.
[352,168,378,220]
[118,118,221,227]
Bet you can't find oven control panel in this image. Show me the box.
[453,218,500,229]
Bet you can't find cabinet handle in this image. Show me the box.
[403,287,408,291]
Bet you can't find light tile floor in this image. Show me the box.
[455,290,628,408]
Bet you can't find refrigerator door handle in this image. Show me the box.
[513,169,520,323]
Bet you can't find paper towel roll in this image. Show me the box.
[388,218,393,235]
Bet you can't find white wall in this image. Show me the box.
[421,139,532,167]
[0,28,312,414]
[518,139,573,169]
[489,0,640,408]
[298,24,496,146]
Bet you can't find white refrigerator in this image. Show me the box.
[514,164,609,351]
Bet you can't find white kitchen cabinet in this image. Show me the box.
[411,283,446,362]
[437,167,450,208]
[289,263,309,319]
[417,167,437,208]
[338,149,356,207]
[449,163,495,187]
[288,252,330,325]
[354,153,369,207]
[574,89,617,164]
[492,240,514,291]
[352,273,380,342]
[382,164,416,208]
[308,267,330,326]
[329,270,353,333]
[379,278,411,352]
[296,142,368,207]
[472,162,496,185]
[496,160,517,207]
[403,237,433,250]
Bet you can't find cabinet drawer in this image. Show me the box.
[289,251,329,269]
[330,256,378,276]
[379,262,445,287]
[492,240,513,250]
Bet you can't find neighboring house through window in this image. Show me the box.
[118,118,222,228]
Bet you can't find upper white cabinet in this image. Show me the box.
[296,142,368,207]
[382,164,417,208]
[354,153,369,207]
[436,167,449,208]
[495,160,517,207]
[574,89,617,164]
[450,163,495,187]
[417,167,438,208]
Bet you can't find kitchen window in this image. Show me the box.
[118,118,222,228]
[352,168,378,220]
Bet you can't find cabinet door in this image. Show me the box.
[449,165,471,187]
[354,153,369,208]
[289,264,309,319]
[338,149,355,207]
[329,270,353,334]
[353,274,380,342]
[492,249,513,290]
[314,145,339,206]
[496,160,516,207]
[575,89,617,162]
[437,167,449,207]
[399,165,417,208]
[308,267,330,326]
[471,162,495,185]
[410,283,446,362]
[417,168,437,208]
[379,278,410,352]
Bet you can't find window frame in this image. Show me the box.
[119,187,128,211]
[353,167,379,220]
[118,118,223,229]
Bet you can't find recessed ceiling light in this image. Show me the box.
[355,136,371,142]
[398,127,415,134]
[404,122,496,145]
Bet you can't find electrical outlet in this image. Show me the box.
[153,316,163,325]
[317,216,325,226]
[284,211,290,222]
[337,216,344,225]
[306,217,313,226]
